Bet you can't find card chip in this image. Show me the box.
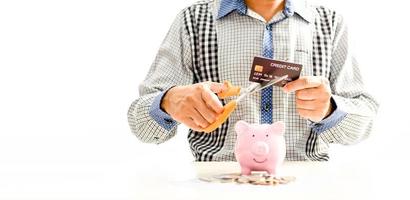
[255,65,263,72]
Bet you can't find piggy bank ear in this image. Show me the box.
[269,121,285,135]
[235,120,249,134]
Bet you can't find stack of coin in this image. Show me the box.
[199,172,296,186]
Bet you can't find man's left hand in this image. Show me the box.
[283,76,333,122]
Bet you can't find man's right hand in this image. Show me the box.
[160,82,226,131]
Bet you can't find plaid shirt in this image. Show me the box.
[128,0,379,161]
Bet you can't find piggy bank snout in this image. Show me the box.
[251,141,269,156]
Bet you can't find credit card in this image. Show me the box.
[249,56,303,87]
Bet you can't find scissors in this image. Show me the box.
[202,75,288,133]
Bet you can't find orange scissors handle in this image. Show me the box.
[217,81,241,99]
[202,100,237,133]
[201,81,240,133]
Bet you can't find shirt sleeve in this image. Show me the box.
[314,13,379,145]
[149,89,177,131]
[127,9,194,144]
[308,97,347,134]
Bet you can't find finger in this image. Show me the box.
[283,76,323,93]
[205,82,225,93]
[193,98,217,123]
[189,108,210,128]
[182,118,204,132]
[295,88,319,100]
[295,99,317,110]
[217,81,241,99]
[201,88,224,113]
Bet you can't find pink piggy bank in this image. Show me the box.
[234,120,286,175]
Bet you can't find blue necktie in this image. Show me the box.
[261,24,274,124]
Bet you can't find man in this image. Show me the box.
[128,0,378,161]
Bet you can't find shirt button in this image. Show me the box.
[164,119,173,124]
[263,104,271,111]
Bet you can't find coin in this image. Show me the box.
[278,176,296,184]
[253,179,270,185]
[213,173,241,183]
[265,176,275,183]
[198,172,296,186]
[248,175,265,183]
[236,176,250,184]
[198,176,217,182]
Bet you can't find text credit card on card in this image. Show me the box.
[249,56,303,87]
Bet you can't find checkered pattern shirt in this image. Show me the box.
[127,0,379,161]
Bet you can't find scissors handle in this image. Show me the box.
[200,81,239,133]
[202,100,237,133]
[217,81,241,99]
[203,76,288,133]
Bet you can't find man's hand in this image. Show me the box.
[283,76,333,122]
[161,82,226,131]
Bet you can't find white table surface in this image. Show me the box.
[1,128,409,200]
[137,161,377,200]
[132,126,410,200]
[1,148,408,200]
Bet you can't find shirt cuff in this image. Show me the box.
[308,97,347,134]
[149,89,178,131]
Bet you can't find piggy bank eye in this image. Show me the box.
[252,134,255,137]
[266,134,269,137]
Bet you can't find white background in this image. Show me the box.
[0,0,409,199]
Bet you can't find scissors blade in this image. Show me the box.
[255,75,288,92]
[236,75,288,103]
